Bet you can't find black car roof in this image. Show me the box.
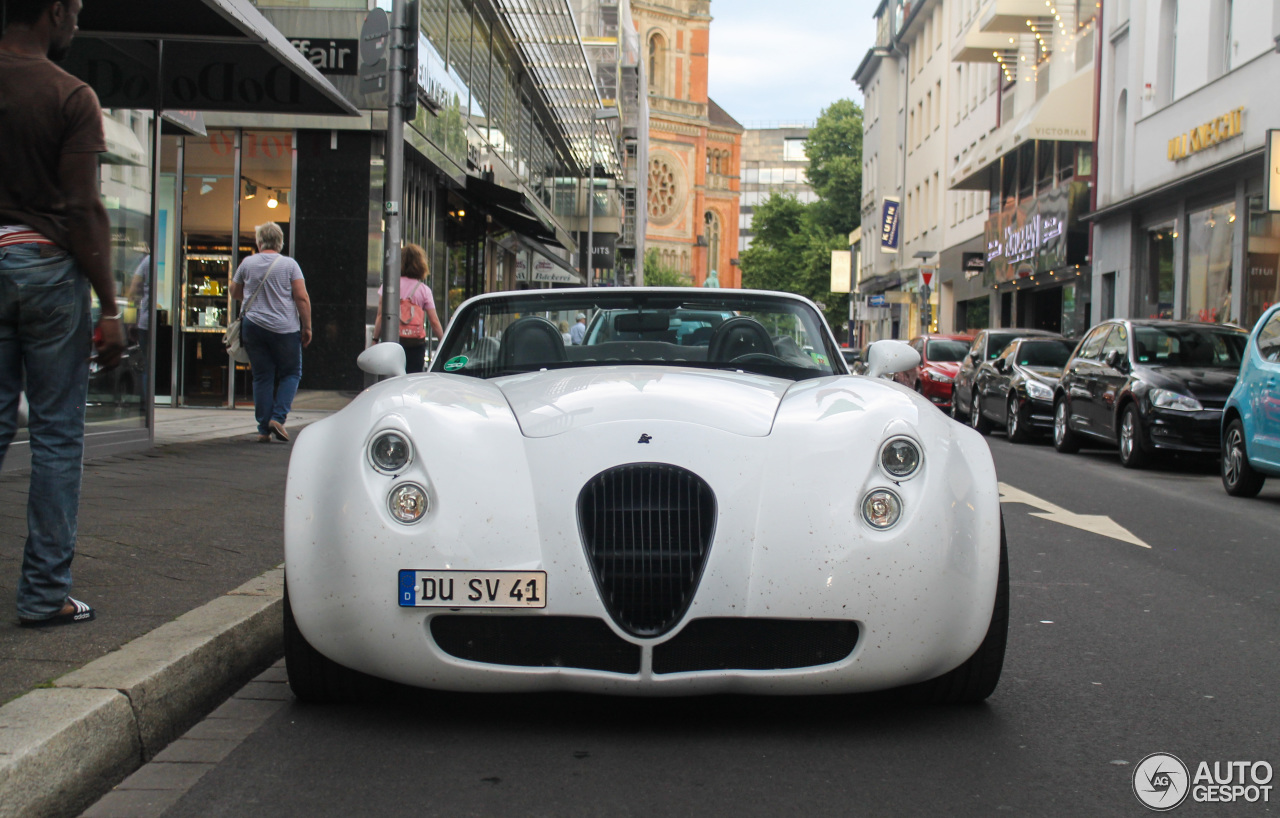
[1105,318,1246,332]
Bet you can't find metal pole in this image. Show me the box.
[586,122,595,287]
[379,0,407,343]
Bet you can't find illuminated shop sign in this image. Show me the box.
[1168,107,1245,161]
[984,184,1083,284]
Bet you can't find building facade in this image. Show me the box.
[1091,0,1280,331]
[738,125,817,252]
[632,0,743,287]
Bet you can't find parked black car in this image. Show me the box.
[969,337,1077,441]
[1053,319,1250,468]
[952,328,1061,426]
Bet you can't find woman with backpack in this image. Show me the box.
[391,243,445,373]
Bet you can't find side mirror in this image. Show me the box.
[865,340,922,378]
[992,358,1007,372]
[358,342,407,377]
[1104,349,1127,371]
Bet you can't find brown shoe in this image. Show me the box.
[256,434,271,443]
[269,420,289,442]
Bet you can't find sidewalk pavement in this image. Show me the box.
[0,390,354,818]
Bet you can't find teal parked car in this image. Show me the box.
[1221,304,1280,496]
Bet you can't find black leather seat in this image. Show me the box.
[500,316,568,368]
[707,317,776,362]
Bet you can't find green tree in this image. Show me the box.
[642,249,692,287]
[738,99,863,330]
[803,98,864,236]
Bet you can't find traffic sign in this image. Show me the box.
[920,265,936,288]
[359,8,390,95]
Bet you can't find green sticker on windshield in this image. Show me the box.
[809,352,828,365]
[443,356,468,372]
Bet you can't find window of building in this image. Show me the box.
[783,138,807,161]
[705,210,722,278]
[933,172,940,228]
[934,80,941,129]
[1246,194,1280,327]
[1156,0,1177,105]
[1186,202,1237,323]
[1036,142,1054,193]
[1016,142,1034,201]
[648,32,666,93]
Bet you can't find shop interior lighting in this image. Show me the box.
[267,191,279,209]
[243,181,257,200]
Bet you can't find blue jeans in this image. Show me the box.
[242,317,301,436]
[0,244,92,619]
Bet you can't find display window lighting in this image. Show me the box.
[267,191,279,209]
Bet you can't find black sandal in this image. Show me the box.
[19,597,96,628]
[269,420,289,442]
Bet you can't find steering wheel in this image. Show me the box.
[729,353,788,368]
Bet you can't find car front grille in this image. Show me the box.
[430,615,641,674]
[578,463,716,637]
[652,618,860,674]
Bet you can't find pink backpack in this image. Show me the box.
[399,281,427,340]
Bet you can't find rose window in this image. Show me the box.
[648,158,678,220]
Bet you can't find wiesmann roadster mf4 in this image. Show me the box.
[284,288,1007,703]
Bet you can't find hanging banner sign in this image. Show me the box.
[880,197,901,254]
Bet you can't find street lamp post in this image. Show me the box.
[586,108,619,287]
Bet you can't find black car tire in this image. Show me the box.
[1117,403,1151,469]
[284,584,368,704]
[950,389,963,420]
[1053,398,1080,454]
[1222,419,1266,497]
[970,393,992,435]
[1007,394,1032,444]
[905,519,1008,705]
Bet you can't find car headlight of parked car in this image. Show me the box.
[1149,387,1203,412]
[923,370,953,383]
[369,431,414,473]
[1024,380,1053,400]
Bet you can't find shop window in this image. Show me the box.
[1186,202,1236,324]
[1057,143,1075,184]
[1036,142,1054,193]
[1139,224,1175,319]
[1016,142,1035,201]
[1245,194,1280,328]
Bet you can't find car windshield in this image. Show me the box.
[1132,326,1248,367]
[434,290,839,381]
[1017,340,1074,368]
[926,339,969,362]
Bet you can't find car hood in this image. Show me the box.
[494,367,795,438]
[1140,365,1239,399]
[1017,365,1063,385]
[924,361,961,377]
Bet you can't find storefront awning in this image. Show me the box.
[950,68,1094,191]
[466,175,577,256]
[65,0,358,116]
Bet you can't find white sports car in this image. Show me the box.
[284,288,1006,703]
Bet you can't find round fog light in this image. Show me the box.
[862,489,902,529]
[388,483,428,523]
[880,437,922,479]
[370,431,412,473]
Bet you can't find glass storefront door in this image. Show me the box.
[1186,202,1236,324]
[1245,194,1280,330]
[1139,223,1175,320]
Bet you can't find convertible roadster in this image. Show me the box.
[284,288,1007,703]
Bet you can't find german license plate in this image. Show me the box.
[398,570,546,608]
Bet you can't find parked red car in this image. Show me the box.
[894,334,974,410]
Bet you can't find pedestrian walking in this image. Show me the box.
[230,223,312,443]
[379,243,444,373]
[0,0,126,627]
[570,313,587,345]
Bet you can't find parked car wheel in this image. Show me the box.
[969,394,992,435]
[950,394,962,421]
[1007,394,1031,444]
[907,519,1008,704]
[1053,398,1080,454]
[1117,404,1151,469]
[284,585,368,703]
[1221,419,1266,497]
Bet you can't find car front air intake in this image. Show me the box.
[577,463,716,637]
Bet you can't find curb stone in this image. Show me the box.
[0,567,285,818]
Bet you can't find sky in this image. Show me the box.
[706,0,876,127]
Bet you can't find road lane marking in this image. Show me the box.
[998,482,1152,549]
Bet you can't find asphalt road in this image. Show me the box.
[116,432,1280,818]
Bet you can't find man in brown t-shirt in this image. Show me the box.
[0,0,126,627]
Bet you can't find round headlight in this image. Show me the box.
[880,437,922,480]
[862,489,903,530]
[388,483,428,523]
[370,431,413,473]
